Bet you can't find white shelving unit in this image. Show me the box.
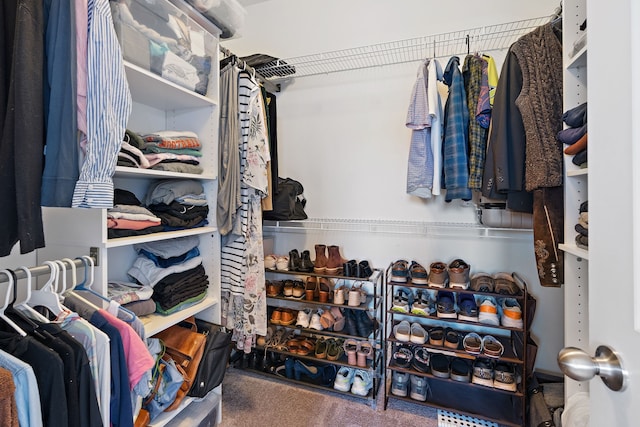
[38,0,225,424]
[561,0,590,400]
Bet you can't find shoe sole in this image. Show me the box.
[410,278,428,285]
[472,377,494,387]
[334,383,352,392]
[391,387,408,397]
[428,282,447,288]
[458,314,479,322]
[449,282,469,289]
[436,312,457,319]
[410,392,427,401]
[493,381,517,392]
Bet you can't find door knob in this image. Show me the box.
[557,345,625,391]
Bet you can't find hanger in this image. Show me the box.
[27,261,66,317]
[4,269,50,340]
[73,255,137,322]
[13,266,51,323]
[57,258,77,294]
[0,270,27,336]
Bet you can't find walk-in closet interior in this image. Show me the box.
[1,0,637,425]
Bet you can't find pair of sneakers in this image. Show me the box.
[391,372,430,401]
[428,259,470,289]
[476,296,524,328]
[390,260,429,284]
[333,367,373,396]
[435,290,478,321]
[392,288,436,316]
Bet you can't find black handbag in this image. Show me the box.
[263,177,308,221]
[187,319,233,398]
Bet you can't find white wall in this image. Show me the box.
[225,0,564,374]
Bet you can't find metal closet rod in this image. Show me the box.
[219,45,280,93]
[0,255,97,285]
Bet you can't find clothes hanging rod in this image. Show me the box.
[253,15,551,80]
[219,46,281,93]
[0,255,97,285]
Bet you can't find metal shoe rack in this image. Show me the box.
[233,267,385,407]
[383,264,531,427]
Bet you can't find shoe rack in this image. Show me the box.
[233,264,385,407]
[383,263,531,427]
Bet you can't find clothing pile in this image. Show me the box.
[107,281,156,317]
[118,129,204,174]
[127,235,209,315]
[145,179,209,231]
[107,189,163,239]
[575,201,588,250]
[559,102,588,167]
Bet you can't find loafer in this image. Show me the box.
[450,358,471,382]
[430,354,450,378]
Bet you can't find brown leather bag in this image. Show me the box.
[152,316,207,411]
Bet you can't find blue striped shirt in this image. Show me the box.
[72,0,131,208]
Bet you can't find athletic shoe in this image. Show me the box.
[493,272,522,295]
[390,260,409,283]
[308,311,323,330]
[409,375,429,401]
[457,293,479,322]
[436,290,457,319]
[477,296,500,326]
[275,255,289,271]
[295,309,311,328]
[411,289,435,316]
[500,298,524,328]
[264,254,277,269]
[351,369,373,396]
[411,347,430,373]
[409,261,428,285]
[448,259,470,289]
[428,262,448,288]
[470,272,494,292]
[391,371,410,397]
[333,367,355,392]
[391,288,412,313]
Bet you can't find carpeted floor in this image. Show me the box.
[218,367,439,427]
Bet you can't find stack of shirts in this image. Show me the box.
[117,129,204,174]
[107,281,156,317]
[144,179,209,231]
[128,235,209,315]
[108,189,163,238]
[575,201,588,250]
[558,103,587,167]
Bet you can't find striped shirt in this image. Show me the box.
[72,0,131,208]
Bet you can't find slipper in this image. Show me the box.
[330,306,345,332]
[428,326,444,346]
[393,320,411,342]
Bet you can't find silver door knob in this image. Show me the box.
[557,345,625,391]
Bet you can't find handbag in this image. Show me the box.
[187,319,233,398]
[143,348,185,420]
[152,316,207,411]
[263,177,308,221]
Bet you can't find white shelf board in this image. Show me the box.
[567,44,587,69]
[115,166,216,181]
[125,62,216,110]
[142,296,218,336]
[559,243,589,260]
[567,168,588,177]
[105,226,217,248]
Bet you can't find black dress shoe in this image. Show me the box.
[357,260,373,278]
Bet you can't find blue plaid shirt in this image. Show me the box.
[442,56,472,201]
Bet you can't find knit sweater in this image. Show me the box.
[0,367,19,427]
[512,23,564,191]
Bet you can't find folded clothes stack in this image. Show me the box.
[145,179,209,231]
[575,201,588,250]
[558,102,587,167]
[107,189,163,239]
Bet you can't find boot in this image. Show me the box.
[288,249,301,271]
[326,245,346,275]
[299,250,315,272]
[313,244,328,273]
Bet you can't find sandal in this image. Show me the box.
[320,309,336,329]
[318,278,332,303]
[330,306,345,332]
[462,332,482,354]
[333,279,347,305]
[326,338,345,361]
[315,338,328,359]
[444,328,461,350]
[343,339,360,366]
[348,282,364,307]
[429,326,444,346]
[305,277,318,301]
[482,335,504,358]
[357,342,373,367]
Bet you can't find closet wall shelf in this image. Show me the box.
[559,243,589,260]
[125,62,217,109]
[567,45,587,70]
[263,218,532,239]
[254,16,550,81]
[105,226,217,248]
[567,168,588,177]
[142,296,218,336]
[114,166,216,180]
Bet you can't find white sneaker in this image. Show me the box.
[295,309,310,328]
[308,311,323,330]
[333,367,355,392]
[351,369,373,396]
[264,254,277,269]
[500,298,524,329]
[477,296,500,326]
[275,255,289,271]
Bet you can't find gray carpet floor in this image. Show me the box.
[219,367,439,427]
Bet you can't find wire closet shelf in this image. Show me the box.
[254,16,550,80]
